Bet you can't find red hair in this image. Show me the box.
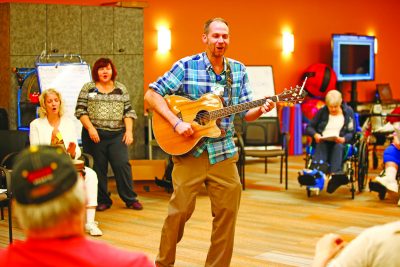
[92,58,117,82]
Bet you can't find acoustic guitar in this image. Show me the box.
[152,82,308,155]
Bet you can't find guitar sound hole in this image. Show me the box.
[194,110,210,126]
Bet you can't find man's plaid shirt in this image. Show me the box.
[149,52,253,164]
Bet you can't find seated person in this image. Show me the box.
[370,129,400,204]
[29,88,102,236]
[312,220,400,267]
[0,146,154,266]
[302,90,356,193]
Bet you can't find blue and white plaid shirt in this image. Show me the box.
[149,52,253,164]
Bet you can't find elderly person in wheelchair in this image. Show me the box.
[299,90,356,193]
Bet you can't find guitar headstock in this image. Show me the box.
[277,78,308,103]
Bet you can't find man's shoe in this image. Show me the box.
[127,201,143,210]
[96,204,111,212]
[327,173,348,194]
[85,221,103,236]
[375,175,399,193]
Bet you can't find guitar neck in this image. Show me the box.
[210,95,279,120]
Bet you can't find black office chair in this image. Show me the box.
[241,117,289,189]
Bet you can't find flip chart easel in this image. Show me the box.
[246,66,277,117]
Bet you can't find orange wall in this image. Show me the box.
[4,0,400,103]
[144,0,400,103]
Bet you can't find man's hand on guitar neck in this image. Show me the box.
[245,98,275,121]
[174,119,194,137]
[259,98,275,115]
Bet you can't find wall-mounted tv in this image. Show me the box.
[332,34,375,81]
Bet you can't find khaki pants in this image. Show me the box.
[156,152,242,267]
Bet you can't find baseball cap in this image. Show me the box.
[12,145,78,205]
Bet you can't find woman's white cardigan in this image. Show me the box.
[29,116,81,159]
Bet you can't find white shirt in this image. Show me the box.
[322,114,344,138]
[328,220,400,267]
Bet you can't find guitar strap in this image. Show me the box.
[224,57,233,106]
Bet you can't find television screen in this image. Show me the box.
[332,34,375,81]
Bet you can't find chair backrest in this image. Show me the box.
[0,130,30,168]
[243,117,283,147]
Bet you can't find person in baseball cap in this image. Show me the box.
[0,145,154,266]
[12,145,78,205]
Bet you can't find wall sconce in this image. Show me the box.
[158,27,171,53]
[374,37,378,54]
[282,32,294,54]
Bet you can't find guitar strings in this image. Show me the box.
[180,86,303,122]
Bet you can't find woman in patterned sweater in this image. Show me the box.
[75,58,142,211]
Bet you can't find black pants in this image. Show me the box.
[82,128,137,206]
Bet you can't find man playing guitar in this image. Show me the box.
[145,17,275,267]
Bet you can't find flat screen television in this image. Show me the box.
[332,34,375,81]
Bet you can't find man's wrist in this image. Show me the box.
[173,119,182,132]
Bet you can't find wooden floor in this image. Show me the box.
[1,154,399,266]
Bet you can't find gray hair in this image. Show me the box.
[325,90,342,106]
[14,177,85,231]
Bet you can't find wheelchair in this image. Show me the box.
[302,133,369,199]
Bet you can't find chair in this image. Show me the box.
[0,166,13,243]
[241,117,289,189]
[0,130,29,243]
[0,130,30,168]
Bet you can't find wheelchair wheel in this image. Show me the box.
[357,140,369,192]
